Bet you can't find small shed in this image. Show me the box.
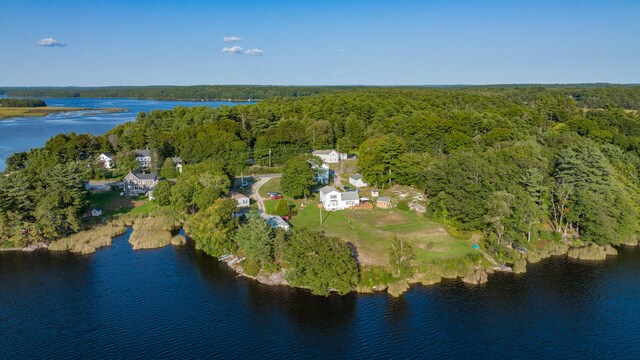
[376,197,392,209]
[91,208,103,217]
[349,173,368,188]
[371,189,380,198]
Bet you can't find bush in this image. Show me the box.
[242,258,260,277]
[397,200,409,211]
[274,199,290,217]
[359,266,394,287]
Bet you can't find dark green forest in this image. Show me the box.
[0,85,358,101]
[3,86,640,263]
[2,84,640,109]
[0,98,46,107]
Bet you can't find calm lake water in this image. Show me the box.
[1,230,639,359]
[0,97,243,171]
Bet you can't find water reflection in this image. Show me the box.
[0,232,639,359]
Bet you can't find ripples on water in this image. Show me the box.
[0,230,639,359]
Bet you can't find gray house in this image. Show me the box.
[123,170,158,196]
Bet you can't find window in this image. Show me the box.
[330,195,337,200]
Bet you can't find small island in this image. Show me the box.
[0,97,125,119]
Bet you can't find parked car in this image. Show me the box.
[267,192,279,196]
[270,194,283,200]
[281,215,291,221]
[344,186,352,191]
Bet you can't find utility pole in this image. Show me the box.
[268,149,272,167]
[320,206,323,226]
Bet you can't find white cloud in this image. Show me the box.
[222,46,244,54]
[223,36,243,42]
[244,48,264,56]
[222,46,264,56]
[37,37,66,47]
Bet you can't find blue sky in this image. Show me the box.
[1,0,638,86]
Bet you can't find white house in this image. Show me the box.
[312,150,347,164]
[91,208,103,217]
[319,185,360,210]
[349,173,368,188]
[260,212,290,231]
[230,192,250,207]
[123,170,158,196]
[170,156,184,173]
[133,149,153,169]
[97,152,114,169]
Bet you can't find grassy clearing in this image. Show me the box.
[259,177,298,215]
[0,106,125,119]
[258,177,286,198]
[290,205,474,266]
[87,190,155,217]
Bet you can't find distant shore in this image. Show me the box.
[0,106,127,119]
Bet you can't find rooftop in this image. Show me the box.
[260,213,289,229]
[350,173,362,180]
[342,192,360,201]
[377,196,391,202]
[230,191,249,199]
[129,170,157,180]
[320,185,339,194]
[312,149,336,155]
[133,149,152,157]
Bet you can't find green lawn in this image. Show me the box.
[258,177,285,198]
[290,205,474,265]
[87,190,156,216]
[259,177,298,215]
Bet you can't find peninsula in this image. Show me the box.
[2,85,640,297]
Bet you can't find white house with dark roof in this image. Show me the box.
[123,170,158,196]
[349,173,368,187]
[133,149,153,169]
[319,185,360,210]
[97,152,115,169]
[312,150,347,164]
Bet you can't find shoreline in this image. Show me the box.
[4,220,639,297]
[222,240,640,296]
[0,106,128,120]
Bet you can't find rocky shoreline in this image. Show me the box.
[221,240,639,297]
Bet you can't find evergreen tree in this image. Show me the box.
[281,156,316,199]
[235,210,276,269]
[160,158,177,179]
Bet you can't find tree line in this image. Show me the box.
[0,98,47,107]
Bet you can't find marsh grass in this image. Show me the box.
[128,216,179,250]
[49,223,128,254]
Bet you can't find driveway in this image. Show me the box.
[246,174,281,211]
